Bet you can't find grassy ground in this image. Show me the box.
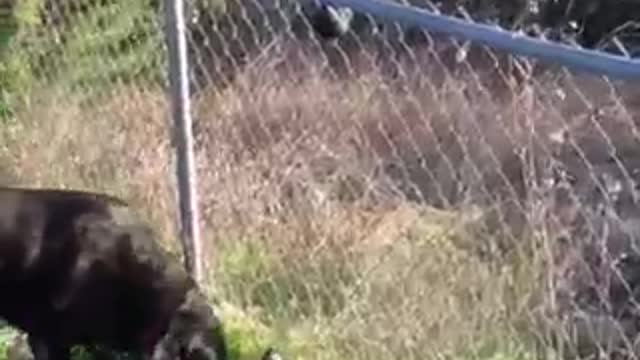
[0,32,638,360]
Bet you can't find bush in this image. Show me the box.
[0,0,38,119]
[0,0,166,118]
[0,327,14,360]
[33,0,164,90]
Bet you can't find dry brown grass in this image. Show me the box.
[2,40,640,360]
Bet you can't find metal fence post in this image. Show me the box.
[163,0,203,283]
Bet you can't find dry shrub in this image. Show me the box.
[1,84,178,247]
[186,41,640,359]
[3,37,640,359]
[189,41,616,262]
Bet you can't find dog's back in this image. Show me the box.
[0,187,227,360]
[0,187,131,336]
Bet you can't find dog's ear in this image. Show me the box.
[158,289,227,360]
[150,324,226,360]
[182,333,223,360]
[179,308,227,360]
[149,335,175,360]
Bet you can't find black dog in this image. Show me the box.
[0,187,227,360]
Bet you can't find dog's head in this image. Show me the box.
[150,287,227,360]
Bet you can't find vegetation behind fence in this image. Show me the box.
[1,1,640,360]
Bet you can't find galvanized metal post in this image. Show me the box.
[163,0,203,283]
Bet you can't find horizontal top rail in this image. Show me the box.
[320,0,640,81]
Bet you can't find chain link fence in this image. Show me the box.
[2,0,640,359]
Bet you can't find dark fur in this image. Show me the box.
[0,187,227,360]
[308,1,354,40]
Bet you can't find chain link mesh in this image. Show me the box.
[2,0,640,359]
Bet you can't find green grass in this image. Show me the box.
[0,30,13,51]
[0,0,165,117]
[0,327,13,360]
